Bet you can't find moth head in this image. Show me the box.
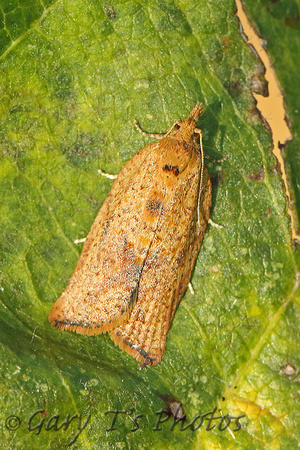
[170,119,201,144]
[170,103,203,143]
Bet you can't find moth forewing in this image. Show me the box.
[49,141,166,334]
[110,144,211,365]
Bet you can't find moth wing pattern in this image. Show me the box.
[110,156,212,365]
[49,141,166,333]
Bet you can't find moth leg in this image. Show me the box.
[208,218,224,229]
[98,168,118,180]
[188,282,195,295]
[74,237,86,244]
[204,153,230,163]
[194,127,230,163]
[74,167,117,245]
[74,168,118,245]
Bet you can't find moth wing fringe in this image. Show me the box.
[48,306,132,335]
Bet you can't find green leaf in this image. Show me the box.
[0,0,299,448]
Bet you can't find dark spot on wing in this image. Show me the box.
[146,198,162,216]
[129,284,139,308]
[162,164,179,176]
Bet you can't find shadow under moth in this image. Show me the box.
[49,103,212,366]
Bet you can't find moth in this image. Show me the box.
[49,103,212,366]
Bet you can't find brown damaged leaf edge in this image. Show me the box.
[48,103,212,366]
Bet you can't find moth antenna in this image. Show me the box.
[197,128,204,230]
[164,123,176,138]
[134,119,165,139]
[134,118,182,140]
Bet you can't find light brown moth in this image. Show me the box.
[49,103,212,366]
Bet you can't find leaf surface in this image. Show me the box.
[0,0,299,448]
